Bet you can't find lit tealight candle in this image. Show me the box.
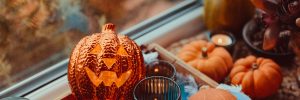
[211,34,233,46]
[146,60,176,79]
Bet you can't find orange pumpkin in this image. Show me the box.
[230,55,282,99]
[68,23,145,99]
[189,88,236,100]
[177,40,233,82]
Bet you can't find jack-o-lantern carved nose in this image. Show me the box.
[102,58,116,69]
[90,44,129,69]
[101,45,129,69]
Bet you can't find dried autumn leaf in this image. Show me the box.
[251,0,278,14]
[263,24,280,50]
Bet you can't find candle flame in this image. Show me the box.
[218,38,223,44]
[154,68,159,72]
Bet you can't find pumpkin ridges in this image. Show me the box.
[117,37,145,99]
[131,38,145,79]
[189,59,201,70]
[178,51,198,62]
[231,72,246,84]
[256,57,264,65]
[196,59,218,81]
[79,34,102,99]
[260,63,281,73]
[177,40,232,82]
[246,56,256,66]
[68,37,89,99]
[229,65,248,79]
[74,36,94,99]
[103,34,119,54]
[217,89,237,100]
[261,66,282,84]
[181,41,202,52]
[209,56,228,82]
[190,40,208,50]
[215,90,227,100]
[233,58,246,66]
[189,88,236,100]
[259,67,282,97]
[200,56,227,82]
[257,57,281,74]
[259,60,281,73]
[187,40,215,52]
[259,58,273,66]
[230,56,283,99]
[194,58,205,68]
[253,70,274,98]
[75,36,89,97]
[210,47,233,67]
[182,44,199,53]
[117,35,133,55]
[234,56,256,67]
[69,24,145,99]
[241,71,255,97]
[178,43,200,61]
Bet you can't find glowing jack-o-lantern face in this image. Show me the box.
[84,43,132,88]
[68,23,145,100]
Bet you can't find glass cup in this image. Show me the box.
[146,60,176,79]
[133,76,181,100]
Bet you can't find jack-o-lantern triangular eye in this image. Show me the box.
[117,45,128,56]
[102,58,116,69]
[90,44,102,54]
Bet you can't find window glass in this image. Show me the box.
[0,0,182,91]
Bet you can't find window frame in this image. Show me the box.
[0,0,202,97]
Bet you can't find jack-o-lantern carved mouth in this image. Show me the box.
[84,43,132,87]
[84,67,132,88]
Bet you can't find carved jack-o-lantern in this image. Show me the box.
[68,23,145,99]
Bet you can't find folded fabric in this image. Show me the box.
[217,84,251,100]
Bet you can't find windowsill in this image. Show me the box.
[23,6,204,99]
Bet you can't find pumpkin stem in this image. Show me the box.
[251,63,258,70]
[102,23,115,33]
[201,47,208,58]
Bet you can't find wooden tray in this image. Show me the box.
[146,43,219,88]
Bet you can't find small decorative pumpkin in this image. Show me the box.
[177,40,233,82]
[68,23,145,99]
[204,0,255,34]
[230,55,282,99]
[189,88,236,100]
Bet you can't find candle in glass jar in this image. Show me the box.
[133,76,181,100]
[211,34,233,46]
[146,60,176,79]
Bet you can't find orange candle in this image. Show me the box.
[211,34,233,46]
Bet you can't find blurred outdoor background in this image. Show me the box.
[0,0,182,91]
